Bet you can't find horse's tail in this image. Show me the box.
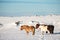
[33,27,35,35]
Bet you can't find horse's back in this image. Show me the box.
[47,25,54,30]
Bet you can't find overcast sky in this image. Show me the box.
[0,0,60,16]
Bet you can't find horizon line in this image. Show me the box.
[0,1,60,4]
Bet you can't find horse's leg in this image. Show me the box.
[51,29,54,34]
[26,31,29,35]
[42,31,44,35]
[48,30,53,34]
[50,30,54,34]
[32,28,35,35]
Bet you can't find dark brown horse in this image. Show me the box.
[20,25,35,35]
[36,24,54,34]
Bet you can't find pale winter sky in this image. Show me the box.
[0,0,60,16]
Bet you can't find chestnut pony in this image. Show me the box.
[20,25,35,35]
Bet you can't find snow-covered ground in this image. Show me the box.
[0,15,60,40]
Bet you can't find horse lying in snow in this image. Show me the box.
[36,24,54,34]
[20,25,35,35]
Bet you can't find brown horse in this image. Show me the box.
[36,24,54,34]
[20,25,35,35]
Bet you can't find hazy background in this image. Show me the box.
[0,0,60,16]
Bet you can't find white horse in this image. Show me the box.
[36,24,54,34]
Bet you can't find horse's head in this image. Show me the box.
[36,24,40,29]
[20,26,24,30]
[15,21,20,26]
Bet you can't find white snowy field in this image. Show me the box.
[0,15,60,40]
